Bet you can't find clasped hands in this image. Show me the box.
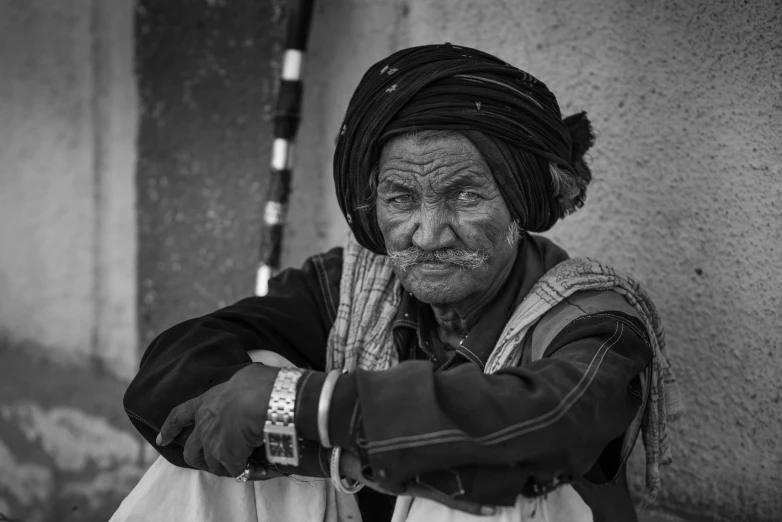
[156,363,496,516]
[156,363,283,479]
[155,364,364,482]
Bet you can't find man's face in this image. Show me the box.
[375,132,519,306]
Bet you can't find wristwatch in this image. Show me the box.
[264,369,304,467]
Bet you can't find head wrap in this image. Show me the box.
[334,43,595,254]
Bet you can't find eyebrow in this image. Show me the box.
[434,171,490,189]
[377,178,414,193]
[377,170,490,193]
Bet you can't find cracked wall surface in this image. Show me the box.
[0,342,155,521]
[287,1,782,521]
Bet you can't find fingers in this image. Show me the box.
[173,424,195,447]
[157,398,198,446]
[183,429,245,478]
[224,453,251,479]
[203,450,232,477]
[182,432,208,471]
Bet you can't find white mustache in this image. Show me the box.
[386,247,489,271]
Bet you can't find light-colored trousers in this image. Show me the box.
[111,351,592,522]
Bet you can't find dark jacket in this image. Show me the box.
[124,235,651,522]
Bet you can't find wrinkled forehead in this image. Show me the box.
[379,130,486,165]
[376,131,496,187]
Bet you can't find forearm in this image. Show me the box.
[124,250,341,467]
[125,317,255,466]
[295,316,651,500]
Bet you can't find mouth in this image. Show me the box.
[414,262,455,272]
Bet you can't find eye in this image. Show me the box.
[388,194,413,204]
[456,191,481,203]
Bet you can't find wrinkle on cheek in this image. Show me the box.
[377,205,409,249]
[379,204,428,247]
[452,202,511,245]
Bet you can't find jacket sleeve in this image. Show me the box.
[295,311,652,506]
[123,247,342,467]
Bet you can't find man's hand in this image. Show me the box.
[156,363,282,479]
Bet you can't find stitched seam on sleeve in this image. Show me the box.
[570,313,649,348]
[486,323,620,445]
[595,314,648,345]
[126,407,185,449]
[544,297,647,351]
[312,255,338,323]
[365,322,622,454]
[125,408,159,432]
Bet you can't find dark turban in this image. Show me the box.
[334,43,595,254]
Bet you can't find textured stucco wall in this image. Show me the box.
[0,0,141,520]
[136,0,283,349]
[287,0,782,520]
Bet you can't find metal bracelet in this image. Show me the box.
[317,370,342,448]
[266,369,303,425]
[329,446,364,495]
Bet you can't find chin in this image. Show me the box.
[401,277,473,305]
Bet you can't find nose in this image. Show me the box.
[411,205,456,251]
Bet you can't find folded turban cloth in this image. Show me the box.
[334,43,595,254]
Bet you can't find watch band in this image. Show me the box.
[264,369,304,466]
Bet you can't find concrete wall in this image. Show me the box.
[136,0,282,349]
[0,0,142,520]
[0,0,138,380]
[287,0,782,521]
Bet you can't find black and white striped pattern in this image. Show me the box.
[256,0,316,296]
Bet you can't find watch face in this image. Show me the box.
[268,433,294,458]
[264,424,300,466]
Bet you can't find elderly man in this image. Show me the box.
[124,44,680,522]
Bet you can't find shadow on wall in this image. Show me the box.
[0,335,156,522]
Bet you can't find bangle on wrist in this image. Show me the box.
[329,446,364,495]
[317,370,341,448]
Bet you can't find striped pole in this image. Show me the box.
[256,0,316,296]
